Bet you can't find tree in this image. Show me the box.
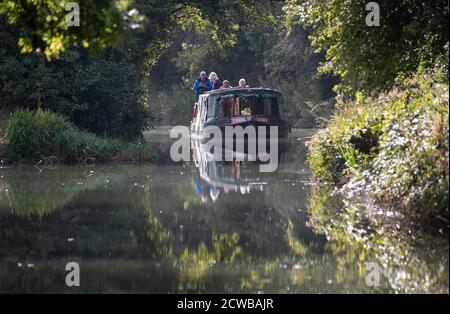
[0,0,279,60]
[284,0,449,94]
[0,0,128,60]
[0,17,149,140]
[148,11,338,126]
[1,0,298,131]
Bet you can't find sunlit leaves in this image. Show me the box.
[308,73,449,221]
[0,0,279,60]
[284,0,449,94]
[0,0,136,60]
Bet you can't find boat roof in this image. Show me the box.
[201,87,281,98]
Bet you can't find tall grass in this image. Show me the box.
[5,109,155,163]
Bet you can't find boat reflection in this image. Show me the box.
[191,138,287,203]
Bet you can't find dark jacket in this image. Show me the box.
[211,79,222,90]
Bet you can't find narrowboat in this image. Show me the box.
[191,88,290,139]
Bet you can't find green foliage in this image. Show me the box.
[285,0,449,94]
[368,81,449,220]
[149,86,193,125]
[4,109,155,162]
[0,0,130,60]
[261,25,338,126]
[1,1,322,131]
[0,17,150,140]
[308,100,384,182]
[0,0,277,60]
[149,16,337,126]
[308,74,449,221]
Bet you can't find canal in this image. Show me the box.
[0,129,448,293]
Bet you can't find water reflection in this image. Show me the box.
[0,131,448,293]
[308,184,449,293]
[191,138,288,203]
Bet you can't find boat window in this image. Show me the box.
[253,97,265,115]
[217,96,235,119]
[278,95,286,120]
[200,97,208,122]
[263,96,279,118]
[206,98,215,121]
[216,94,281,118]
[238,97,253,116]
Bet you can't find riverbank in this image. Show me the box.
[307,74,449,226]
[0,109,155,164]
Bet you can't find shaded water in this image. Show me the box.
[0,130,448,293]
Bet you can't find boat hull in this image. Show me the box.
[191,115,290,139]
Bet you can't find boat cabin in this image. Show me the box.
[191,88,290,137]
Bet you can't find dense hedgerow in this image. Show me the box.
[4,109,155,163]
[308,73,449,221]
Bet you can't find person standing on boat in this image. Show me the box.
[209,72,222,90]
[192,71,212,101]
[238,78,249,88]
[221,80,231,89]
[220,80,234,117]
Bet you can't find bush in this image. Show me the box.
[308,99,384,183]
[307,74,449,222]
[5,109,155,162]
[149,86,194,125]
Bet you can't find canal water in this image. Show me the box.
[0,130,448,293]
